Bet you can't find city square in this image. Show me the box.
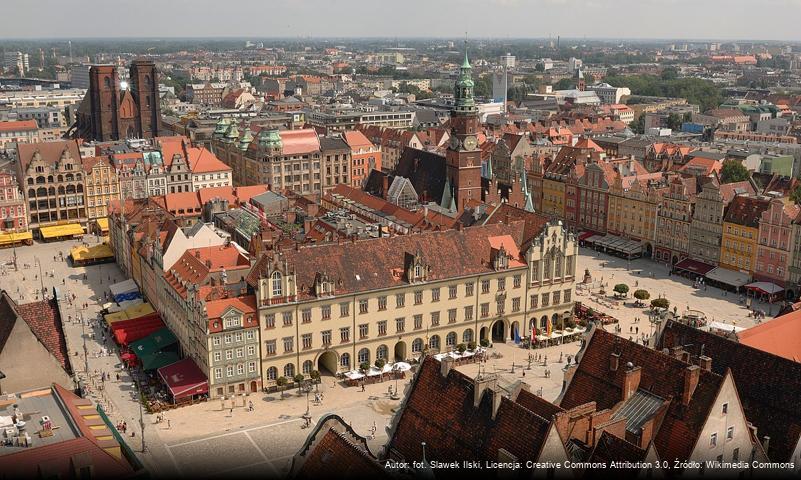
[0,237,778,477]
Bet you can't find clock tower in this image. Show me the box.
[443,44,482,212]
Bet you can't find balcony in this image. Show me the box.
[262,295,296,306]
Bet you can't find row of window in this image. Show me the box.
[211,330,256,346]
[213,361,257,380]
[212,345,257,362]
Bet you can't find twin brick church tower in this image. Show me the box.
[72,60,161,142]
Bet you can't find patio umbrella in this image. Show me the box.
[392,362,412,372]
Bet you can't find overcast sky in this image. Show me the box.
[3,0,800,41]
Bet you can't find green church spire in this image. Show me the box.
[454,40,478,115]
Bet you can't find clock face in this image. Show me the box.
[463,135,478,151]
[450,136,460,150]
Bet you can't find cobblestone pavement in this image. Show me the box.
[0,240,776,477]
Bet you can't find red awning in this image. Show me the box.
[673,258,716,276]
[112,315,165,346]
[578,231,598,242]
[158,358,209,401]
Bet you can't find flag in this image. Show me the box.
[513,325,521,344]
[531,325,537,345]
[547,317,552,336]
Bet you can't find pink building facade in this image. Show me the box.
[0,172,27,232]
[754,197,798,289]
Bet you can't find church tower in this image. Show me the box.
[444,43,482,212]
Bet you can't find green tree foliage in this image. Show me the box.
[603,74,724,112]
[613,284,630,297]
[374,358,386,370]
[666,113,683,131]
[633,289,651,300]
[720,160,750,184]
[276,376,287,399]
[651,298,670,309]
[554,78,574,90]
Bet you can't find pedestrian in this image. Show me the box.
[229,408,233,416]
[167,419,171,429]
[361,383,366,392]
[248,400,254,412]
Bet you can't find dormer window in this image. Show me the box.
[314,272,335,297]
[271,271,282,296]
[414,264,422,278]
[492,245,510,271]
[405,251,429,283]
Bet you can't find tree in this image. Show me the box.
[467,341,477,350]
[613,284,630,297]
[633,289,651,301]
[660,67,679,81]
[651,298,670,309]
[666,113,683,131]
[359,361,370,373]
[480,338,490,348]
[791,186,801,205]
[276,376,287,399]
[374,358,386,370]
[633,113,646,134]
[720,160,750,184]
[293,373,305,394]
[457,343,467,354]
[554,78,574,90]
[534,63,545,72]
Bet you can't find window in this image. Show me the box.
[271,271,282,296]
[396,293,405,308]
[446,332,457,347]
[265,340,276,356]
[465,282,474,296]
[448,308,457,323]
[237,364,245,375]
[224,315,240,328]
[710,433,717,447]
[282,311,293,326]
[302,334,312,350]
[541,293,550,307]
[414,290,423,305]
[449,285,458,299]
[236,348,244,358]
[377,296,387,311]
[553,291,561,305]
[359,324,369,339]
[358,299,369,314]
[214,368,222,380]
[513,274,522,289]
[341,353,350,367]
[284,363,295,378]
[732,448,739,462]
[340,327,350,343]
[213,337,221,346]
[358,348,370,364]
[429,335,440,350]
[431,288,440,302]
[302,309,312,323]
[481,303,490,318]
[247,345,255,356]
[235,332,243,342]
[339,303,349,317]
[497,278,506,291]
[265,314,275,329]
[377,345,388,360]
[726,426,734,440]
[413,314,423,330]
[481,280,490,294]
[246,331,255,340]
[378,320,387,336]
[396,317,406,333]
[249,362,257,373]
[465,306,474,321]
[512,297,521,312]
[463,329,474,343]
[283,337,294,353]
[266,367,277,380]
[412,338,423,353]
[214,352,221,362]
[224,334,232,344]
[226,366,234,377]
[564,289,572,303]
[322,330,332,345]
[722,403,728,414]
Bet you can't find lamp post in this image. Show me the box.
[138,389,147,453]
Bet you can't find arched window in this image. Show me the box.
[376,345,388,360]
[27,178,33,185]
[446,332,457,347]
[65,173,74,182]
[76,173,82,181]
[429,335,440,351]
[271,271,282,296]
[76,184,83,193]
[27,189,35,197]
[57,186,65,195]
[104,76,111,88]
[48,187,55,196]
[57,175,63,182]
[47,175,53,183]
[283,363,295,378]
[463,329,474,343]
[358,348,370,365]
[266,367,277,380]
[66,185,76,195]
[414,264,422,278]
[36,187,47,197]
[340,353,350,368]
[412,338,423,353]
[36,176,45,184]
[302,360,313,374]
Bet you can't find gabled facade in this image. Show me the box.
[689,179,725,265]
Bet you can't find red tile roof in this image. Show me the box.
[187,146,231,174]
[0,119,38,132]
[17,139,82,173]
[278,129,320,155]
[164,245,250,299]
[658,320,801,462]
[723,195,771,228]
[737,309,801,361]
[561,328,725,462]
[14,297,72,374]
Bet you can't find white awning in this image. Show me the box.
[745,282,784,295]
[705,267,750,287]
[708,321,745,333]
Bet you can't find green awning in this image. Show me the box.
[140,350,181,371]
[130,327,177,358]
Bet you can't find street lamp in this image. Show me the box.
[138,389,147,453]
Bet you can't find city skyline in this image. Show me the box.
[3,0,801,41]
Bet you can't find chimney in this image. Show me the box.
[698,355,712,371]
[609,352,620,372]
[670,346,685,361]
[762,436,771,454]
[440,356,454,378]
[473,374,498,408]
[682,365,700,406]
[622,365,642,402]
[382,175,389,198]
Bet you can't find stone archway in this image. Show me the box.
[480,326,488,342]
[317,350,338,376]
[394,341,407,362]
[672,255,679,266]
[511,321,520,342]
[491,320,506,342]
[540,315,549,331]
[644,243,653,258]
